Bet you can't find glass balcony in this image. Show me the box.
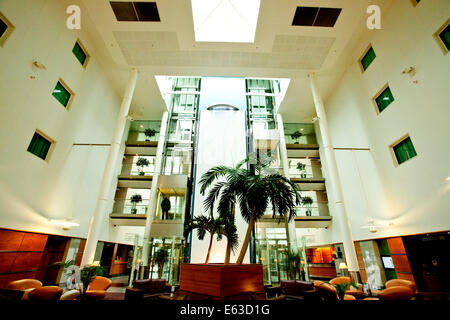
[113,199,150,214]
[294,202,330,217]
[127,120,162,143]
[284,123,317,145]
[287,158,323,179]
[120,161,155,177]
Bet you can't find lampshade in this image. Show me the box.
[339,262,348,269]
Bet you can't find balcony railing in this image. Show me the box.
[113,199,150,214]
[120,164,155,177]
[154,206,184,221]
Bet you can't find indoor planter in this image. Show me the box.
[180,155,302,298]
[136,157,150,176]
[290,131,302,144]
[302,196,313,216]
[144,128,157,142]
[130,194,143,214]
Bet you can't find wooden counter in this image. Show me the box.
[110,261,127,275]
[308,263,337,279]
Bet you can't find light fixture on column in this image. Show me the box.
[49,219,80,230]
[339,262,348,270]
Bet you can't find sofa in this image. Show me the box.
[125,279,172,300]
[329,276,365,299]
[28,286,63,301]
[268,280,319,301]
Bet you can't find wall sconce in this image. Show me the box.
[49,219,80,230]
[339,262,348,270]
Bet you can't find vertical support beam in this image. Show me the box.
[276,114,298,254]
[141,111,169,271]
[301,236,310,281]
[308,73,359,278]
[81,68,138,267]
[168,236,176,284]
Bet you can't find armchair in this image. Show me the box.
[6,279,43,300]
[85,276,112,300]
[28,286,63,301]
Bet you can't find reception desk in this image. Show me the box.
[110,260,127,276]
[308,263,337,279]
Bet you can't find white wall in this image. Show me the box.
[0,0,141,244]
[302,0,450,246]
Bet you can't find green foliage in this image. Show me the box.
[80,265,105,294]
[144,128,157,138]
[153,248,169,279]
[301,196,313,205]
[130,194,143,203]
[285,250,302,280]
[136,157,150,168]
[290,131,302,142]
[331,282,359,300]
[296,162,306,171]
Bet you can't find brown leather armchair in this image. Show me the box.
[6,279,43,300]
[125,279,171,300]
[385,279,417,293]
[364,286,415,300]
[329,276,364,299]
[314,280,356,301]
[85,276,112,300]
[28,286,63,301]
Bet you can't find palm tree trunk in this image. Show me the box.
[224,195,236,265]
[236,210,256,264]
[205,232,214,264]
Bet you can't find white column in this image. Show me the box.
[308,73,359,275]
[141,111,169,269]
[81,69,138,267]
[276,114,298,253]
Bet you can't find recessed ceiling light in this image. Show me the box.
[140,125,144,128]
[300,128,304,131]
[446,175,450,181]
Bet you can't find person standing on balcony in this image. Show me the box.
[161,195,171,220]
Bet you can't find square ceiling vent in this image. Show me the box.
[292,7,341,27]
[110,1,161,22]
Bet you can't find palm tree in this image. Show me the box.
[200,154,301,265]
[234,156,301,264]
[153,248,169,279]
[199,157,249,264]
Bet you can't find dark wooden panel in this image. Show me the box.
[179,264,264,298]
[308,266,337,278]
[5,271,38,285]
[0,229,24,251]
[396,272,415,282]
[391,254,413,273]
[387,237,407,255]
[19,233,47,251]
[0,252,17,273]
[9,252,44,272]
[75,239,86,266]
[0,275,9,288]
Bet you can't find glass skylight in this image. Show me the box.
[191,0,260,43]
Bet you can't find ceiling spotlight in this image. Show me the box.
[300,128,304,131]
[369,225,377,233]
[446,176,450,181]
[140,125,144,128]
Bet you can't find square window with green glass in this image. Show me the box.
[392,136,417,165]
[374,85,395,113]
[435,20,450,53]
[72,40,89,67]
[0,11,14,47]
[27,131,53,160]
[52,80,72,108]
[359,46,376,71]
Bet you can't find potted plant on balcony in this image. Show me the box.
[296,162,307,178]
[130,194,143,214]
[301,196,313,216]
[291,131,302,144]
[144,128,157,142]
[136,157,150,176]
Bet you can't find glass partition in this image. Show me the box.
[128,120,162,142]
[284,123,317,145]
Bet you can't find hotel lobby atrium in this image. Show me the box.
[0,0,449,304]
